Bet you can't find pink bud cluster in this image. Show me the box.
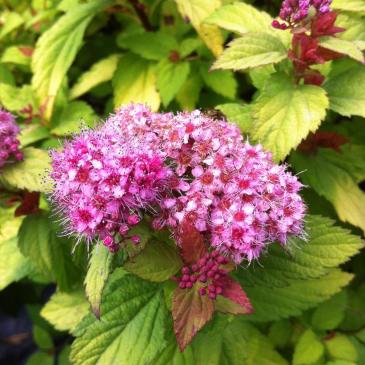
[272,0,332,29]
[178,251,229,299]
[50,104,306,264]
[0,109,23,169]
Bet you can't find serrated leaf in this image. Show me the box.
[85,244,113,318]
[312,291,347,331]
[51,101,97,136]
[18,212,79,291]
[0,148,50,193]
[175,0,223,57]
[291,147,365,233]
[0,83,36,113]
[156,59,190,106]
[124,239,182,282]
[324,64,365,117]
[19,125,50,147]
[325,335,358,362]
[41,289,89,332]
[205,2,272,35]
[319,37,364,63]
[293,329,324,365]
[113,54,160,111]
[252,73,328,161]
[199,63,237,99]
[172,286,214,351]
[216,103,252,133]
[118,32,178,61]
[32,0,111,119]
[212,33,287,71]
[237,215,362,322]
[336,13,365,44]
[70,54,120,99]
[332,0,365,13]
[71,274,168,365]
[0,215,33,290]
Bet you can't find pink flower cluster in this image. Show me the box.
[0,109,23,169]
[273,0,332,29]
[50,104,306,263]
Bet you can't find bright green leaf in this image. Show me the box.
[0,83,36,113]
[113,54,160,111]
[156,59,190,106]
[252,73,328,161]
[19,125,50,147]
[332,0,365,13]
[70,54,120,99]
[212,33,287,71]
[216,103,252,133]
[325,335,358,362]
[71,274,168,365]
[1,46,31,66]
[319,37,364,63]
[0,12,24,39]
[41,289,89,332]
[293,329,324,365]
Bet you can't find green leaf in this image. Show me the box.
[332,0,365,13]
[0,12,24,39]
[0,216,33,290]
[0,83,36,113]
[176,72,203,111]
[325,335,358,362]
[71,274,168,365]
[0,64,15,85]
[252,73,328,161]
[237,215,362,322]
[118,32,178,61]
[216,103,252,133]
[0,148,50,193]
[319,37,364,63]
[175,0,223,57]
[205,2,272,35]
[31,0,111,119]
[293,329,324,365]
[124,239,182,282]
[249,64,276,89]
[33,325,53,350]
[324,64,365,117]
[291,147,365,233]
[41,289,89,332]
[156,59,190,106]
[200,64,237,99]
[212,33,287,71]
[19,124,50,147]
[268,320,293,349]
[18,212,78,291]
[312,291,347,331]
[51,101,97,136]
[26,352,53,365]
[70,54,120,99]
[85,244,113,318]
[113,54,160,111]
[1,46,31,66]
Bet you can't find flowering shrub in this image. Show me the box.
[0,0,365,364]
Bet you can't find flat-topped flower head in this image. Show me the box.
[0,109,23,169]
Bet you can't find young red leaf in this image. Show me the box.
[172,286,214,351]
[299,131,349,154]
[176,219,207,265]
[15,192,40,217]
[311,12,345,38]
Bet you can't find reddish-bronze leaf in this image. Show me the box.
[172,286,214,351]
[299,131,349,154]
[15,192,40,217]
[216,276,254,315]
[176,219,207,265]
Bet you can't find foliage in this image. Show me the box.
[0,0,364,364]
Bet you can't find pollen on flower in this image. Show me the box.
[50,104,306,262]
[0,109,23,169]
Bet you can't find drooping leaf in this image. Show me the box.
[0,148,51,193]
[41,289,89,332]
[156,59,190,106]
[124,239,182,282]
[71,273,168,365]
[175,0,223,57]
[319,37,364,63]
[324,64,365,117]
[252,73,328,161]
[212,33,287,71]
[113,54,160,111]
[237,215,362,322]
[70,54,120,99]
[32,0,111,118]
[291,147,365,233]
[172,286,214,351]
[85,244,113,318]
[293,329,324,365]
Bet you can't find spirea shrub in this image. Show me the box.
[1,0,365,364]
